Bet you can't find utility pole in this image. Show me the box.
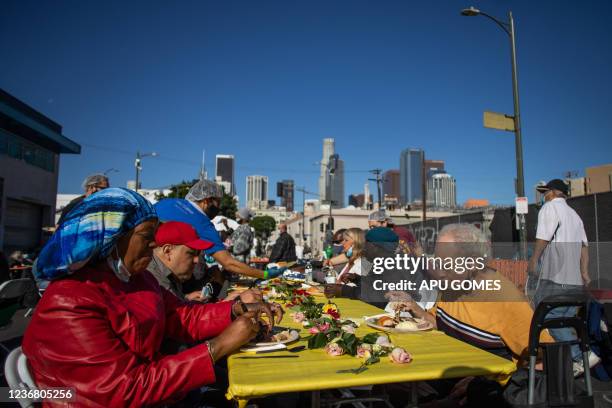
[462,7,528,260]
[422,153,427,225]
[134,151,157,193]
[135,151,141,193]
[368,169,383,208]
[296,187,319,245]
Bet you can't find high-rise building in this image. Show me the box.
[246,175,268,209]
[332,158,345,208]
[427,173,456,208]
[215,154,235,195]
[424,160,445,178]
[318,138,334,201]
[383,169,400,201]
[277,179,295,212]
[199,150,208,180]
[364,183,372,209]
[399,148,424,204]
[318,138,345,208]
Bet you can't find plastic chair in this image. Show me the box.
[4,346,37,408]
[0,279,35,353]
[0,278,34,302]
[528,294,594,407]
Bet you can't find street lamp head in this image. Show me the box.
[461,6,481,16]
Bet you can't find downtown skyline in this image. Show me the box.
[1,1,610,209]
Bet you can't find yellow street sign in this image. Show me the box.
[483,111,515,132]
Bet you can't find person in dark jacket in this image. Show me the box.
[269,224,297,263]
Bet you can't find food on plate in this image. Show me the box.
[377,316,395,327]
[373,314,431,331]
[395,320,419,331]
[255,328,298,343]
[269,329,297,342]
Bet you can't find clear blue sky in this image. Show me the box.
[1,0,611,208]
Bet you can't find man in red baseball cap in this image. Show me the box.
[149,221,215,301]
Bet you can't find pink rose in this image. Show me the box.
[375,335,392,347]
[309,322,331,334]
[318,322,331,332]
[356,344,372,358]
[389,347,412,364]
[325,342,345,356]
[292,312,306,323]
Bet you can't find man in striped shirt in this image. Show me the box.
[406,223,553,362]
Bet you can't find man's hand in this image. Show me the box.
[527,259,538,275]
[232,301,284,330]
[185,291,205,302]
[209,312,261,360]
[239,289,263,303]
[582,275,591,287]
[225,289,263,303]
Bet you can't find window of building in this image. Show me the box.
[0,129,55,172]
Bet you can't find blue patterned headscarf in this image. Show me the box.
[35,188,157,280]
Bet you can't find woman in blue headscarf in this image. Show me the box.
[23,188,263,407]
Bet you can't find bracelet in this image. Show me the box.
[205,340,215,364]
[231,300,249,320]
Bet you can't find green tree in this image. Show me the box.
[219,188,238,219]
[250,216,276,239]
[154,179,198,201]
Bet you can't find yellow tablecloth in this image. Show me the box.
[226,298,516,405]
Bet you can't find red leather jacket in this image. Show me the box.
[22,264,233,407]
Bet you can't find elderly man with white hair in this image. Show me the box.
[402,223,553,361]
[57,173,109,225]
[394,223,553,406]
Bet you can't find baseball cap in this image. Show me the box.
[155,221,214,250]
[536,179,569,195]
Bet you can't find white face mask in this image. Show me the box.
[107,247,131,282]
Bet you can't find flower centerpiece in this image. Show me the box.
[289,298,412,373]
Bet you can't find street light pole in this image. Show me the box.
[462,6,527,259]
[134,151,157,194]
[135,151,141,193]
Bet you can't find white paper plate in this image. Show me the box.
[365,313,433,333]
[245,329,300,348]
[240,343,287,353]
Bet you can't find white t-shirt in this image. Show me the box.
[536,198,587,285]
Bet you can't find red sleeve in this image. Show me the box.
[162,287,233,343]
[23,285,219,407]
